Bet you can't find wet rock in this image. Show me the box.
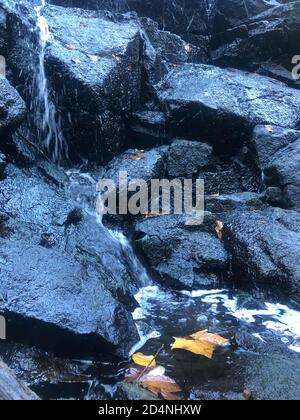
[49,0,129,12]
[128,110,169,148]
[0,358,39,400]
[134,214,228,289]
[116,382,158,400]
[0,77,26,138]
[212,2,300,70]
[251,125,300,210]
[156,64,300,151]
[0,8,7,54]
[224,207,300,297]
[0,152,6,178]
[214,0,281,32]
[198,167,244,195]
[101,146,168,185]
[257,58,300,90]
[3,2,142,162]
[0,238,139,358]
[167,139,213,178]
[127,0,214,43]
[205,192,265,214]
[245,352,300,400]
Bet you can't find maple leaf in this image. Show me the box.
[171,329,228,359]
[132,352,156,368]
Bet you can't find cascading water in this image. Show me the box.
[33,0,68,163]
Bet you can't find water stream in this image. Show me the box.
[33,0,67,163]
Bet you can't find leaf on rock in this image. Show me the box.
[184,44,193,53]
[171,329,228,359]
[64,44,77,51]
[87,54,99,62]
[265,124,273,133]
[127,154,145,160]
[215,220,224,240]
[132,352,156,368]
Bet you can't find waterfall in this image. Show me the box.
[33,0,68,163]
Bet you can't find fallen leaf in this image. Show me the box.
[171,329,228,359]
[72,58,82,64]
[127,154,145,160]
[265,124,273,133]
[65,44,77,51]
[141,374,182,400]
[243,388,252,400]
[87,54,99,62]
[215,220,224,240]
[184,44,193,53]
[132,352,156,368]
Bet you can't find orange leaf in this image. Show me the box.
[127,154,145,160]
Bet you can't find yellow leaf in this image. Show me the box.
[171,329,228,359]
[184,44,193,53]
[132,352,156,368]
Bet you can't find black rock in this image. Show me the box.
[0,78,26,138]
[212,1,300,70]
[134,214,228,289]
[156,64,300,152]
[0,238,139,358]
[251,125,300,210]
[224,207,300,297]
[167,139,213,178]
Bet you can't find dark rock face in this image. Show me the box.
[167,139,213,178]
[212,1,300,71]
[49,0,129,12]
[0,358,39,400]
[0,239,138,358]
[44,5,142,162]
[0,163,142,358]
[251,125,300,210]
[156,64,300,149]
[0,78,26,138]
[224,208,300,297]
[134,214,228,289]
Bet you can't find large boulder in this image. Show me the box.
[156,64,300,150]
[2,1,143,162]
[251,125,300,211]
[134,214,229,289]
[0,77,26,138]
[212,1,300,70]
[224,207,300,297]
[0,239,139,358]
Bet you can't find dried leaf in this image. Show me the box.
[184,44,193,53]
[171,329,228,359]
[72,58,82,64]
[141,374,182,400]
[65,44,77,51]
[127,154,145,161]
[215,220,224,240]
[132,352,156,368]
[243,388,252,400]
[87,54,99,62]
[265,124,273,133]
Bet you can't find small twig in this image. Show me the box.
[15,131,52,163]
[136,344,165,384]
